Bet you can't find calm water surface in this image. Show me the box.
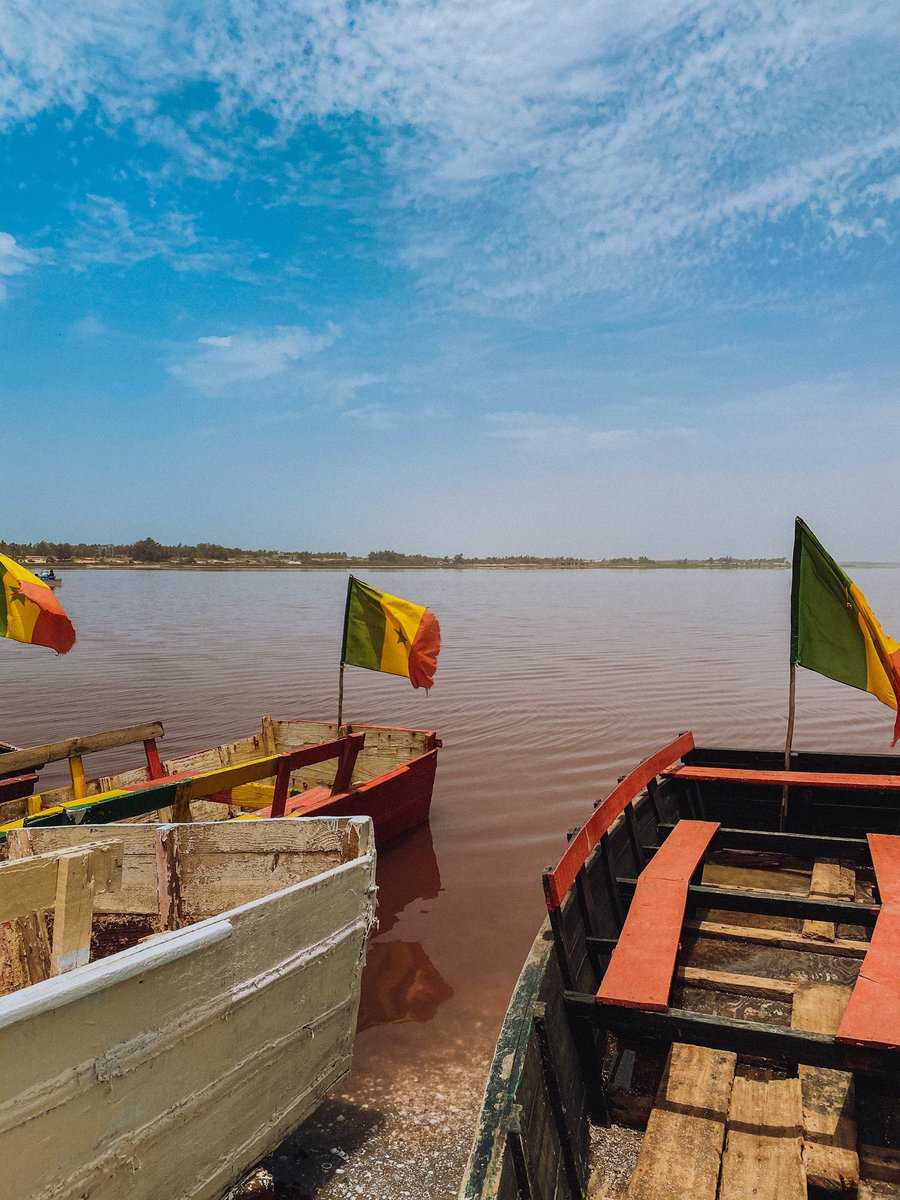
[3,567,900,1188]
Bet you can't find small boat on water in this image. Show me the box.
[0,716,440,847]
[460,733,900,1200]
[0,816,376,1200]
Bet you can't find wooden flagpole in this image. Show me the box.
[337,575,354,733]
[780,660,796,831]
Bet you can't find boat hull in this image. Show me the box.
[4,719,441,847]
[0,818,375,1200]
[460,741,900,1200]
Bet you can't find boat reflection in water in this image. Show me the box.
[357,822,454,1031]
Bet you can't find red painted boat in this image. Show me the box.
[0,717,440,847]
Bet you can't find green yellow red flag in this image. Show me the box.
[341,576,440,689]
[0,553,76,655]
[791,518,900,744]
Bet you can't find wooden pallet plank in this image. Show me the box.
[49,850,95,976]
[686,919,868,959]
[677,966,795,1001]
[719,1075,805,1200]
[791,979,858,1192]
[803,861,856,943]
[623,1044,736,1200]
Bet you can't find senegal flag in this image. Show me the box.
[791,518,900,744]
[342,576,440,689]
[1,553,76,655]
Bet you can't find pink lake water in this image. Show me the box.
[3,567,899,1196]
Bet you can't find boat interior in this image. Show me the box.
[0,717,438,837]
[0,818,371,998]
[462,733,900,1200]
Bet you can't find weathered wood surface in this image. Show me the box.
[719,1075,806,1200]
[0,818,375,1200]
[0,722,165,777]
[685,919,869,958]
[15,820,358,920]
[623,1044,736,1200]
[791,979,859,1192]
[803,861,856,943]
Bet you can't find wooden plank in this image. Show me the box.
[50,850,96,976]
[798,1068,858,1192]
[859,1145,900,1185]
[837,834,900,1050]
[793,984,853,1035]
[868,833,900,904]
[836,904,900,1049]
[803,861,856,943]
[719,1075,805,1200]
[0,833,49,993]
[686,919,868,958]
[791,980,858,1193]
[665,763,900,790]
[623,1043,736,1200]
[598,821,718,1010]
[677,966,795,1001]
[0,857,58,922]
[544,733,696,910]
[155,827,185,931]
[0,721,165,776]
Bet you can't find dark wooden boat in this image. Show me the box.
[0,717,440,848]
[460,733,900,1200]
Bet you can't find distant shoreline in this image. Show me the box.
[40,559,799,572]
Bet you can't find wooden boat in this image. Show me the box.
[0,741,38,805]
[0,816,375,1199]
[460,734,900,1200]
[0,716,440,847]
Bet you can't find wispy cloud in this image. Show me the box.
[171,323,341,392]
[0,230,37,300]
[66,196,237,273]
[485,410,694,455]
[70,314,110,338]
[2,2,898,308]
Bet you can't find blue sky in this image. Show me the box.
[1,1,899,558]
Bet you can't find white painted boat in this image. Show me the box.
[0,817,376,1200]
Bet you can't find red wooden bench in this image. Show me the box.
[595,819,719,1011]
[836,834,900,1051]
[543,732,695,911]
[663,765,900,792]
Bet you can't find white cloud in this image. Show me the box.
[0,230,37,300]
[171,323,341,392]
[2,2,899,304]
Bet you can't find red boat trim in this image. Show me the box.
[543,732,695,911]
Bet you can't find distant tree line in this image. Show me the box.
[0,539,790,569]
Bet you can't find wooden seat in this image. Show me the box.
[664,765,900,792]
[596,819,719,1011]
[836,834,900,1051]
